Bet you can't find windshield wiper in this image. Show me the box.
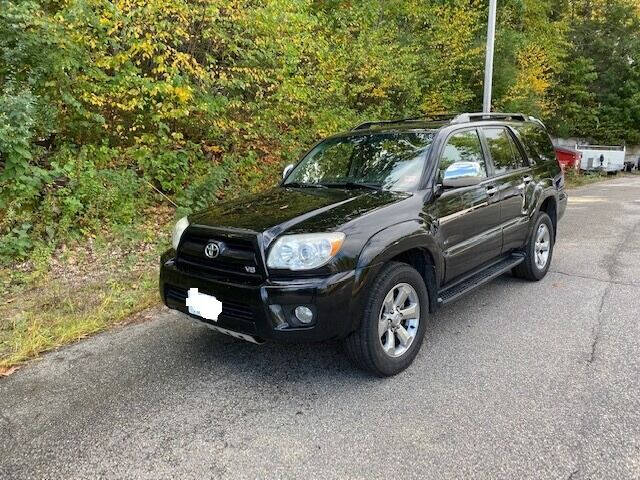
[323,181,382,191]
[283,182,328,189]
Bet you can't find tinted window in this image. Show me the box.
[513,124,556,165]
[483,127,527,174]
[438,130,487,180]
[285,132,434,191]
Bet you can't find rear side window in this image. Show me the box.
[438,130,487,179]
[513,124,556,165]
[483,127,528,174]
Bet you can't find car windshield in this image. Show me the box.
[283,131,434,191]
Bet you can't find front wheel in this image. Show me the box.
[343,262,428,377]
[512,212,554,281]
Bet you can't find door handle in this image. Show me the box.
[486,186,498,196]
[522,175,533,183]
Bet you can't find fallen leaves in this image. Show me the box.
[0,366,20,378]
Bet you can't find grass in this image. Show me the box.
[564,169,638,189]
[0,208,172,375]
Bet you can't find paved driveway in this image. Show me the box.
[2,177,639,480]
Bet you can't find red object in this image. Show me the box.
[554,147,582,172]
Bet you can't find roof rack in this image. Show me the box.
[352,114,456,131]
[527,115,546,128]
[352,112,539,131]
[451,112,528,124]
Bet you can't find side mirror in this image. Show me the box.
[282,164,294,180]
[442,161,484,188]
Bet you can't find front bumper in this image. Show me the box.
[160,252,359,342]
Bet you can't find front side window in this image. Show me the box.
[284,132,434,191]
[483,127,527,174]
[438,130,487,182]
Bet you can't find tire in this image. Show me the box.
[343,262,429,377]
[512,212,554,281]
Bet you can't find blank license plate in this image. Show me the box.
[185,288,222,322]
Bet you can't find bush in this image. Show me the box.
[0,0,639,263]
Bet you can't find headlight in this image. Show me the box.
[171,216,190,250]
[267,232,345,270]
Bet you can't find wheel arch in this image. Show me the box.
[385,247,439,314]
[538,195,558,240]
[351,220,441,329]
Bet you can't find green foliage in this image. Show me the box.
[548,0,640,143]
[0,0,639,262]
[42,147,148,235]
[0,222,33,258]
[0,87,48,211]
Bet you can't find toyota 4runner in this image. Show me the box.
[160,112,567,376]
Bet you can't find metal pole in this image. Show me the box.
[483,0,497,113]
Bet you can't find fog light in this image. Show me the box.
[294,306,314,324]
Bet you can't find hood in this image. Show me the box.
[189,187,411,238]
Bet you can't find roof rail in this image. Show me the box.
[451,112,528,124]
[527,115,546,129]
[352,113,456,131]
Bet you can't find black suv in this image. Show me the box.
[160,112,567,376]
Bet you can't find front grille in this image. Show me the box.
[164,286,255,323]
[176,229,264,283]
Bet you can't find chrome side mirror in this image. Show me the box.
[442,161,485,188]
[282,164,294,179]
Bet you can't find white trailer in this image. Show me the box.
[576,144,626,172]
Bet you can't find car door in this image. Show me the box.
[429,128,502,284]
[480,126,533,253]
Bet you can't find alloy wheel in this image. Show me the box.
[534,223,551,270]
[378,283,420,358]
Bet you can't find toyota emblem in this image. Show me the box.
[204,241,221,259]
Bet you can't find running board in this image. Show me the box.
[437,254,524,306]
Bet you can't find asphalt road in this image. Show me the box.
[2,177,639,480]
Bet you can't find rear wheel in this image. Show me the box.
[512,212,554,281]
[343,262,428,377]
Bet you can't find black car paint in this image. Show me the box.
[159,119,566,342]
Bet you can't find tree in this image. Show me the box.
[550,0,640,143]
